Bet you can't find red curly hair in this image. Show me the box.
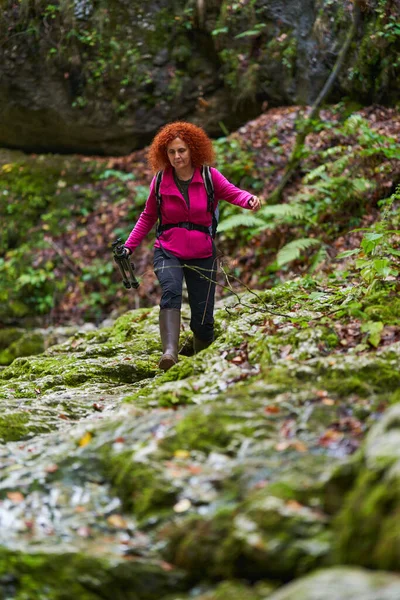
[147,121,215,173]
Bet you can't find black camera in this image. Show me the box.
[112,238,140,289]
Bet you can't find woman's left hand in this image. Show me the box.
[248,196,261,211]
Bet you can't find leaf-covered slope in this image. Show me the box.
[0,104,399,327]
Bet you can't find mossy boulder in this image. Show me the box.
[265,567,400,600]
[0,411,49,442]
[0,331,45,366]
[0,328,24,351]
[162,579,275,600]
[0,548,187,600]
[104,452,180,519]
[163,487,332,581]
[335,404,400,570]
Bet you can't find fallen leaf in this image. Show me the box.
[231,356,244,364]
[286,500,304,511]
[318,429,343,447]
[265,405,280,414]
[160,561,175,571]
[77,526,91,537]
[107,514,128,529]
[44,464,59,473]
[280,344,292,358]
[78,431,93,447]
[7,491,24,503]
[275,441,290,451]
[292,440,307,452]
[187,465,202,475]
[174,449,190,459]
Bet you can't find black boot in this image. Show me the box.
[159,309,181,371]
[193,335,213,354]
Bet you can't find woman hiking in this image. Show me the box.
[123,122,261,371]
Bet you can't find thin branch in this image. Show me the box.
[268,2,362,203]
[44,236,82,276]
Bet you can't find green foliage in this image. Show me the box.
[360,320,384,348]
[2,0,199,113]
[337,186,400,294]
[214,136,254,182]
[288,114,398,234]
[234,23,266,39]
[346,0,400,98]
[258,203,306,222]
[217,213,265,233]
[276,238,321,268]
[98,169,135,182]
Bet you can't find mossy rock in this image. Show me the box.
[164,486,332,581]
[0,328,24,351]
[265,567,400,600]
[103,451,179,519]
[335,404,400,570]
[0,548,187,600]
[159,405,250,455]
[0,331,44,365]
[0,411,49,442]
[162,579,275,600]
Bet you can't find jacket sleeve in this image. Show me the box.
[210,167,253,208]
[124,177,158,252]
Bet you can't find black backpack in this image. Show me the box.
[155,166,219,238]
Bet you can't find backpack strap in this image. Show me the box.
[201,166,218,238]
[155,170,163,237]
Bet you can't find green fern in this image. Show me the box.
[276,238,321,267]
[217,213,265,233]
[258,203,305,220]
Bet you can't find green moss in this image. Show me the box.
[0,412,49,442]
[335,468,400,570]
[166,486,332,582]
[363,293,400,325]
[0,332,45,365]
[159,403,257,455]
[102,451,178,518]
[0,547,185,600]
[389,388,400,405]
[0,328,24,350]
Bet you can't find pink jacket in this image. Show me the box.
[125,166,253,260]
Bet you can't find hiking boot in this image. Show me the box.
[193,335,213,354]
[159,308,181,370]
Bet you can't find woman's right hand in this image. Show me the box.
[248,196,261,211]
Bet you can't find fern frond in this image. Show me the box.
[303,164,327,183]
[277,238,321,267]
[308,246,328,274]
[258,203,305,220]
[217,213,265,233]
[352,178,371,194]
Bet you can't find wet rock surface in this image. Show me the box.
[0,289,399,597]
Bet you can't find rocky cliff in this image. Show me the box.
[0,0,398,154]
